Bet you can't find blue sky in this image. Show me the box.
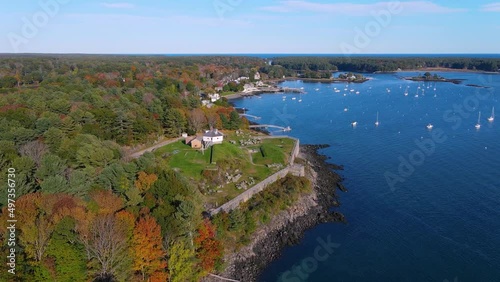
[1,0,499,54]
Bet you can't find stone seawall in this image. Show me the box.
[210,137,302,215]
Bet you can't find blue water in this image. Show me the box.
[231,72,500,282]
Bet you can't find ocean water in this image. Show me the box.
[231,72,500,282]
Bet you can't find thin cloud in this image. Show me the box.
[65,13,251,28]
[260,1,466,16]
[481,3,500,12]
[100,2,135,9]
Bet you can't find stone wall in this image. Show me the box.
[210,136,303,215]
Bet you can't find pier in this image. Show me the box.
[249,124,292,132]
[239,113,261,120]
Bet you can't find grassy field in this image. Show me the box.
[252,138,295,166]
[153,131,296,206]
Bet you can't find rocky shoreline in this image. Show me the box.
[204,144,346,282]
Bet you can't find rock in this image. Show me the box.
[203,144,346,282]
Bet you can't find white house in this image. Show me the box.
[254,72,261,80]
[203,129,224,145]
[208,93,220,102]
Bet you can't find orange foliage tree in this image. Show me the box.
[194,219,222,273]
[134,171,158,194]
[132,215,168,281]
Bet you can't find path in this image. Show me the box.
[129,137,183,159]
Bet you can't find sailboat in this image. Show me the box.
[475,111,481,129]
[426,123,433,130]
[488,107,494,122]
[298,93,302,102]
[375,111,380,126]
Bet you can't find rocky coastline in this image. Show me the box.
[204,144,346,282]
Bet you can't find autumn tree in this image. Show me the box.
[134,171,158,194]
[194,219,222,273]
[132,215,168,281]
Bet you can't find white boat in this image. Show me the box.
[351,121,358,127]
[344,107,348,112]
[488,107,495,122]
[375,111,380,126]
[315,88,320,91]
[335,89,341,93]
[355,91,360,94]
[292,97,296,100]
[475,111,481,129]
[426,123,433,130]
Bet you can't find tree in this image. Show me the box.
[76,142,115,169]
[228,110,241,130]
[11,156,37,197]
[132,215,168,281]
[82,214,131,281]
[35,154,67,182]
[40,175,68,194]
[15,193,73,263]
[134,171,158,193]
[168,240,198,282]
[163,108,187,137]
[194,219,222,273]
[89,190,124,215]
[46,216,87,281]
[18,140,47,167]
[188,108,206,133]
[43,127,65,153]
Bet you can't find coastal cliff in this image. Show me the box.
[204,145,346,282]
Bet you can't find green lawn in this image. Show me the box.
[154,133,296,206]
[251,138,295,166]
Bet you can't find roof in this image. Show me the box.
[203,129,223,137]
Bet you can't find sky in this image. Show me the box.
[0,0,499,54]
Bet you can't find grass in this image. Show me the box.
[154,131,296,206]
[251,138,295,166]
[221,91,237,96]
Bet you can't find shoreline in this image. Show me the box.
[204,145,346,281]
[393,67,500,74]
[269,77,368,84]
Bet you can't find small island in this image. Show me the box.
[335,72,369,83]
[404,72,465,84]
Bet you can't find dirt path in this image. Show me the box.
[128,137,183,159]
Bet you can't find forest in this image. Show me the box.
[0,55,269,281]
[261,56,500,78]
